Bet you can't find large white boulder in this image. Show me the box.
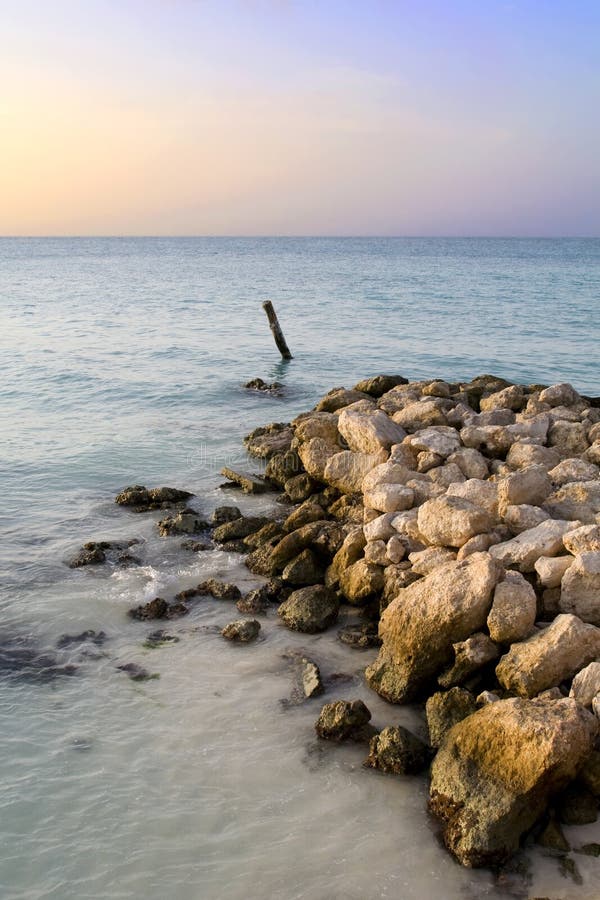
[487,571,537,644]
[366,552,502,702]
[563,524,600,555]
[559,551,600,625]
[404,426,461,459]
[489,519,576,572]
[417,495,492,548]
[534,554,573,588]
[447,479,499,519]
[570,662,600,708]
[496,614,600,697]
[497,465,553,515]
[363,483,414,513]
[337,408,406,454]
[323,448,387,494]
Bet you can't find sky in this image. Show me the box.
[1,0,599,236]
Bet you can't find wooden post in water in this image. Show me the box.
[262,300,293,360]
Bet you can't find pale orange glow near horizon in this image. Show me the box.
[1,0,599,236]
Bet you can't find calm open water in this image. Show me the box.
[1,237,599,900]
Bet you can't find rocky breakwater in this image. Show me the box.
[243,373,600,873]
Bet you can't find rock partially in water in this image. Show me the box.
[157,509,210,536]
[196,579,242,602]
[278,585,339,633]
[213,515,272,542]
[245,377,283,395]
[244,422,294,459]
[429,697,597,868]
[556,783,599,825]
[337,623,381,649]
[364,725,430,775]
[426,687,477,749]
[128,597,189,621]
[299,657,324,699]
[236,579,288,614]
[536,812,571,852]
[211,505,242,526]
[220,467,270,494]
[221,619,261,642]
[284,651,325,703]
[115,485,193,512]
[68,539,144,568]
[281,548,324,586]
[315,699,373,742]
[68,542,109,567]
[366,553,501,703]
[180,538,213,552]
[353,374,408,397]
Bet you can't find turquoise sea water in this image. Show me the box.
[1,238,599,899]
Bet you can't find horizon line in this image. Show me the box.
[1,234,600,240]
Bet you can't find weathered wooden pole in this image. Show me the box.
[262,300,293,360]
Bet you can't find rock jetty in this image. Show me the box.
[116,373,600,874]
[241,373,600,868]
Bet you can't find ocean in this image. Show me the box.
[1,237,599,899]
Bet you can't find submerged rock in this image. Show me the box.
[0,632,79,683]
[429,697,597,868]
[56,630,107,648]
[117,662,159,681]
[142,630,180,649]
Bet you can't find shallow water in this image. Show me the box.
[1,237,600,899]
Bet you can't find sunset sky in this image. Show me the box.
[1,0,599,236]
